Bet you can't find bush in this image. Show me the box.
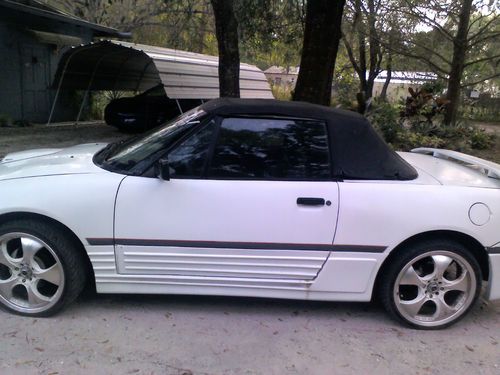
[0,115,31,128]
[368,102,495,152]
[469,128,495,150]
[367,102,401,143]
[12,119,32,127]
[0,114,10,127]
[271,85,292,101]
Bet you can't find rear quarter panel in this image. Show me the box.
[335,181,500,250]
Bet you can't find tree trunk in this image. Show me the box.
[210,0,240,98]
[380,54,392,101]
[444,0,473,125]
[292,0,346,106]
[344,0,381,113]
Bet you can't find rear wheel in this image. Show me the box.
[0,220,86,316]
[380,240,482,329]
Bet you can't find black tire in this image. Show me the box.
[379,239,482,330]
[0,219,87,317]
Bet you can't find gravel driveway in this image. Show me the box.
[0,122,499,375]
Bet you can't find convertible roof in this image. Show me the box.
[201,99,418,180]
[52,40,273,99]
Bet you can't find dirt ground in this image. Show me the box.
[0,122,499,374]
[0,295,499,375]
[0,122,126,159]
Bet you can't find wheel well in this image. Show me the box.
[0,211,96,292]
[373,230,489,299]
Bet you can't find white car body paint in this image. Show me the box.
[1,148,62,162]
[0,144,499,302]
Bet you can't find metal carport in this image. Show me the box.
[48,40,274,124]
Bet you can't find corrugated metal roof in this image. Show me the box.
[52,40,274,99]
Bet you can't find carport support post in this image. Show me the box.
[75,87,91,125]
[47,54,73,125]
[48,45,94,125]
[75,54,109,125]
[175,99,184,114]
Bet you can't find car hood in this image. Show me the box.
[399,150,500,189]
[0,143,108,181]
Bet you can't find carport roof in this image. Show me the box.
[52,40,274,99]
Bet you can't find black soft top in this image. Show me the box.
[200,98,417,180]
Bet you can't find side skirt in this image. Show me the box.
[86,245,385,302]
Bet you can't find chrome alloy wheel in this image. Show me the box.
[393,250,477,328]
[0,233,65,314]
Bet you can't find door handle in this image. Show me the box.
[297,197,325,206]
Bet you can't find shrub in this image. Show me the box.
[469,129,495,150]
[367,102,401,143]
[12,119,32,127]
[368,102,495,152]
[271,85,292,101]
[0,114,11,127]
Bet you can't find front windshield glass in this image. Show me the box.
[102,108,207,173]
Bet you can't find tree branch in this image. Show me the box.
[461,72,500,87]
[467,31,500,48]
[464,54,500,68]
[467,14,500,43]
[342,34,363,77]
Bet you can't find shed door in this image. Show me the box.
[21,44,50,122]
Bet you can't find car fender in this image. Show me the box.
[0,173,125,246]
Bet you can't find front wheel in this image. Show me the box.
[380,240,482,329]
[0,220,86,316]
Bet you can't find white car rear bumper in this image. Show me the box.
[487,251,500,301]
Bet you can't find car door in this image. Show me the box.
[114,116,339,284]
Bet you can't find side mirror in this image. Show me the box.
[155,158,170,181]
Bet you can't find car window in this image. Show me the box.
[100,108,206,173]
[168,120,217,178]
[209,117,331,180]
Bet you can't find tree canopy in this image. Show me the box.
[47,0,500,122]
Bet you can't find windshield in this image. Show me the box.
[98,108,207,174]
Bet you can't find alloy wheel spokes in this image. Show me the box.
[399,293,427,317]
[442,270,469,292]
[20,238,44,267]
[400,265,427,288]
[0,278,18,300]
[395,251,475,326]
[431,255,454,280]
[26,281,51,305]
[0,241,19,269]
[0,233,64,312]
[33,264,61,286]
[434,295,456,320]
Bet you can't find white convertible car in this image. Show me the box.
[0,99,498,329]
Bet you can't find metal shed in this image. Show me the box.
[49,40,273,123]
